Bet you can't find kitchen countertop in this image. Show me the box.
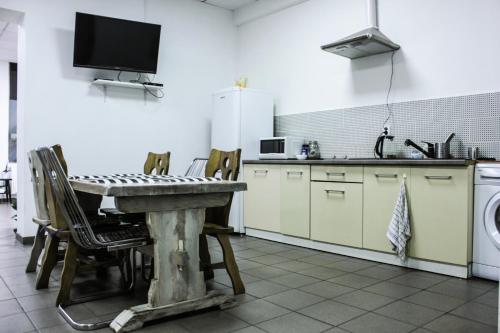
[243,158,476,166]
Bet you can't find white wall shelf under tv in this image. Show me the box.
[92,79,163,91]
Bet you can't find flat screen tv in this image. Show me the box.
[73,12,161,74]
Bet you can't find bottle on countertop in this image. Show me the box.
[308,141,321,159]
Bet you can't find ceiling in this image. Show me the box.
[198,0,258,10]
[0,20,17,62]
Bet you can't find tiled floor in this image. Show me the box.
[0,203,498,333]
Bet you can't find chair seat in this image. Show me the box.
[95,224,149,243]
[203,223,234,234]
[100,208,145,223]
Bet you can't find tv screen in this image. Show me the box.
[73,12,161,74]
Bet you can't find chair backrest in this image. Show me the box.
[36,147,101,249]
[204,149,241,227]
[28,150,50,222]
[185,158,208,177]
[144,152,170,175]
[205,149,241,181]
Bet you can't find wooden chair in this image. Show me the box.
[26,145,68,280]
[199,148,245,294]
[36,147,149,330]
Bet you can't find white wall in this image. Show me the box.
[0,0,236,237]
[237,0,500,116]
[0,61,8,170]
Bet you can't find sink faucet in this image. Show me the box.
[374,129,394,159]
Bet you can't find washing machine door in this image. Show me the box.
[484,192,500,250]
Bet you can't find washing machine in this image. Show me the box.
[473,163,500,280]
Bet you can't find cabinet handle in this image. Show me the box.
[326,172,345,177]
[375,173,398,178]
[254,170,268,175]
[425,175,452,180]
[325,189,345,195]
[287,171,303,176]
[480,175,500,179]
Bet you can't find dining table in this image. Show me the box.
[0,171,12,203]
[69,174,247,332]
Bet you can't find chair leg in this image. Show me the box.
[35,236,60,289]
[56,239,79,307]
[199,234,214,280]
[26,225,46,273]
[216,234,245,295]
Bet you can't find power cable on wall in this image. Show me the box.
[383,50,396,130]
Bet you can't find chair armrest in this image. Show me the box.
[32,217,50,226]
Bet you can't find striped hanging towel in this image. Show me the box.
[386,178,411,260]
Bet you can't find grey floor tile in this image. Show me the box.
[113,321,189,333]
[231,327,267,333]
[389,272,444,289]
[474,288,498,308]
[424,314,497,333]
[0,312,36,333]
[427,280,489,301]
[403,290,466,312]
[363,281,420,299]
[273,260,317,272]
[237,259,264,271]
[298,266,346,280]
[244,280,290,298]
[275,249,318,260]
[243,266,289,279]
[0,298,23,317]
[299,281,355,299]
[269,272,320,288]
[356,266,407,280]
[322,328,350,333]
[214,272,260,287]
[450,301,497,326]
[324,258,377,272]
[17,292,58,312]
[235,249,266,259]
[340,312,416,333]
[298,254,346,266]
[26,307,71,330]
[263,289,324,310]
[257,312,331,333]
[374,300,444,326]
[446,277,498,291]
[411,329,435,333]
[226,299,290,325]
[250,254,290,265]
[298,300,366,326]
[258,244,292,254]
[177,311,248,333]
[328,273,380,289]
[334,290,395,311]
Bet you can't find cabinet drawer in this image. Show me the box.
[409,167,473,265]
[311,181,363,247]
[243,165,280,232]
[363,167,411,253]
[311,166,363,183]
[280,165,310,238]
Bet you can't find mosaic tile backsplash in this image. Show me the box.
[275,92,500,160]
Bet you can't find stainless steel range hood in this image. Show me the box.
[321,0,400,59]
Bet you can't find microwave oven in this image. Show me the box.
[259,137,304,160]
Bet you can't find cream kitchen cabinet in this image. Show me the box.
[408,166,474,265]
[311,181,363,247]
[243,164,281,232]
[280,165,310,238]
[363,167,411,253]
[311,165,363,183]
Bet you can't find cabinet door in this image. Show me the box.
[243,165,280,232]
[311,182,363,247]
[409,167,473,265]
[280,165,310,238]
[363,167,411,252]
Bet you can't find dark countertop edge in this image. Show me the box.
[242,159,476,166]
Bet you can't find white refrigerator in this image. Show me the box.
[211,87,274,233]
